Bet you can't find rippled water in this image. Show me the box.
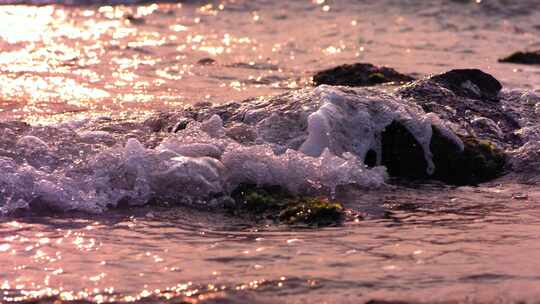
[1,0,540,303]
[0,0,539,123]
[2,183,540,303]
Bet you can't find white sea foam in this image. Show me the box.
[0,86,495,214]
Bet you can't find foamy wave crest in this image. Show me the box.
[1,86,466,215]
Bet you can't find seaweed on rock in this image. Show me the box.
[228,184,346,227]
[378,122,505,185]
[430,127,506,185]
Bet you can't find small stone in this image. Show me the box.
[197,58,217,65]
[125,14,145,25]
[512,193,528,200]
[171,118,191,133]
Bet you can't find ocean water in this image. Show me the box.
[1,0,540,303]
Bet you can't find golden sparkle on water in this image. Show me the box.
[0,0,350,123]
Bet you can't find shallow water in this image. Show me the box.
[1,0,540,303]
[2,183,540,303]
[0,0,539,123]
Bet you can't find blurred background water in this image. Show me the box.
[1,1,540,303]
[0,0,538,123]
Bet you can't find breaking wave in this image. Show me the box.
[0,86,464,215]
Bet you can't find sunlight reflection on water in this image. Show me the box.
[0,1,537,124]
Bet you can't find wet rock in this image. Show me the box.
[379,122,505,185]
[380,121,428,179]
[366,301,414,304]
[197,58,217,65]
[431,127,505,185]
[228,184,346,227]
[279,197,344,226]
[398,69,521,147]
[155,79,508,186]
[429,69,502,101]
[171,118,192,133]
[125,14,145,25]
[313,63,414,87]
[499,50,540,65]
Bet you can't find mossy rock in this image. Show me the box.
[229,184,346,227]
[430,127,505,185]
[371,121,505,185]
[278,197,344,226]
[229,184,289,215]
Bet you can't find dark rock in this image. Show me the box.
[431,127,505,185]
[499,50,540,65]
[366,301,415,304]
[398,69,521,147]
[171,118,192,133]
[378,122,505,185]
[364,150,378,168]
[125,14,145,25]
[313,63,414,87]
[229,184,287,215]
[429,69,502,101]
[197,58,217,65]
[380,121,428,179]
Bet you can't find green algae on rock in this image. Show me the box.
[313,63,414,87]
[375,121,506,185]
[430,127,506,185]
[278,197,344,226]
[228,184,346,227]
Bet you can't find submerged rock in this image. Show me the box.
[228,184,346,226]
[313,63,414,87]
[279,197,344,226]
[499,50,540,65]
